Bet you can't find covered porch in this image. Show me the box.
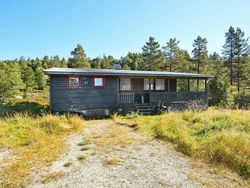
[117,77,208,109]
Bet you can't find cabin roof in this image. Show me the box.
[44,68,215,79]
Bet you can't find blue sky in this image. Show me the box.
[0,0,249,60]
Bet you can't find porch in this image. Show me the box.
[117,78,208,109]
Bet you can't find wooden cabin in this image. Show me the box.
[44,67,214,115]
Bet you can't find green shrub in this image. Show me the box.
[81,146,90,151]
[77,156,86,160]
[78,141,89,146]
[64,162,72,167]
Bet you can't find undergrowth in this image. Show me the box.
[113,108,250,179]
[0,114,84,188]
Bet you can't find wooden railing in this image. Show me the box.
[150,92,207,103]
[118,92,207,105]
[118,92,135,104]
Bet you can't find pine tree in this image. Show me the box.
[234,27,249,91]
[60,58,68,67]
[22,65,35,98]
[68,44,90,68]
[192,36,208,90]
[91,57,102,69]
[35,66,48,90]
[142,36,164,71]
[120,52,143,70]
[223,26,236,86]
[162,38,180,72]
[0,62,24,98]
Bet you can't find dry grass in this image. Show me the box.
[0,114,84,188]
[113,108,250,179]
[42,171,65,184]
[85,121,133,151]
[103,156,122,165]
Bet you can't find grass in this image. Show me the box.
[77,155,87,160]
[64,162,73,167]
[0,113,84,188]
[42,171,65,184]
[81,146,90,151]
[103,156,121,165]
[78,141,89,146]
[113,108,250,179]
[0,95,50,117]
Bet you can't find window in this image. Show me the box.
[67,76,81,88]
[144,79,154,90]
[120,78,132,91]
[92,76,105,88]
[155,79,165,90]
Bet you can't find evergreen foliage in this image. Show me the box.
[142,36,164,70]
[0,27,249,107]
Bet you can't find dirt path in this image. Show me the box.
[28,120,245,188]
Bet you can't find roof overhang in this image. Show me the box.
[44,68,215,79]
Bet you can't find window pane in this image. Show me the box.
[156,79,165,90]
[69,78,79,86]
[144,79,154,90]
[120,78,131,90]
[94,78,103,86]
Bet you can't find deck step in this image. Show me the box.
[136,103,154,115]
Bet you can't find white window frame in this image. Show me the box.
[120,78,132,91]
[155,79,165,91]
[144,79,154,90]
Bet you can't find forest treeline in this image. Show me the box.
[0,26,249,107]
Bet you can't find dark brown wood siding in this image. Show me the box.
[50,76,118,112]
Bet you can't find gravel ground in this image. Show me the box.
[28,120,247,188]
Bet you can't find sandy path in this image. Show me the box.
[28,120,245,188]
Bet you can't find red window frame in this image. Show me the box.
[67,75,81,88]
[119,78,133,92]
[92,76,105,88]
[155,79,166,91]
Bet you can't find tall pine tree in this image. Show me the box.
[162,38,180,72]
[234,27,249,91]
[223,26,236,86]
[192,36,207,90]
[68,44,90,68]
[142,37,164,71]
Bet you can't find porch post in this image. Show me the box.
[197,79,199,91]
[117,77,119,105]
[149,78,151,105]
[187,79,190,92]
[168,79,170,92]
[205,79,208,108]
[205,79,208,92]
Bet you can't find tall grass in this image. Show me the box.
[113,109,250,179]
[0,114,84,188]
[0,95,50,117]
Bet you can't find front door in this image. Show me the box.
[133,79,149,104]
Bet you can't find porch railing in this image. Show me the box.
[118,92,207,105]
[150,92,207,103]
[118,92,135,104]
